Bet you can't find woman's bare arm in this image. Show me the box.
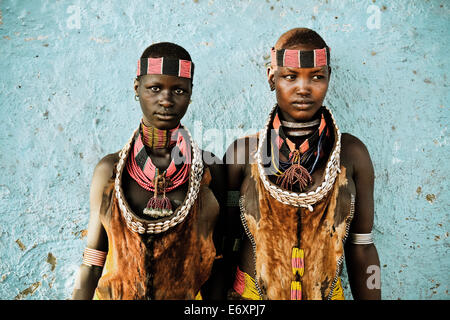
[343,134,381,300]
[71,156,115,299]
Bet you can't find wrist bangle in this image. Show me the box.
[82,247,107,267]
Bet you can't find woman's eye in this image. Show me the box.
[312,75,325,80]
[284,74,296,80]
[149,86,160,92]
[174,88,185,94]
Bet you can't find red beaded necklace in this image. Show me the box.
[126,123,191,218]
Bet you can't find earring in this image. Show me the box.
[270,84,275,91]
[135,94,139,101]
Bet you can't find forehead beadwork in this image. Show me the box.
[270,47,330,68]
[137,57,194,79]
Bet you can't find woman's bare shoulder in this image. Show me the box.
[92,152,120,185]
[341,133,374,177]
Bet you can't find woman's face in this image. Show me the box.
[268,44,331,122]
[134,74,192,129]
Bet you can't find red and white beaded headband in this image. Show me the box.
[137,57,194,79]
[270,47,330,68]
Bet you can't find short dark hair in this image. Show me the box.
[140,42,192,60]
[137,42,194,80]
[275,28,328,50]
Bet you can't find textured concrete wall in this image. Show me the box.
[0,0,448,300]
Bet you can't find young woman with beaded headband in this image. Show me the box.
[224,28,381,300]
[72,42,226,300]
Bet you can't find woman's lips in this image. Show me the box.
[155,113,176,121]
[291,101,314,109]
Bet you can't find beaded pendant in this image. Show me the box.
[291,247,304,300]
[143,168,174,218]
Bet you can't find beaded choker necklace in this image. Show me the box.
[270,106,329,192]
[126,124,191,218]
[141,121,179,149]
[256,104,341,212]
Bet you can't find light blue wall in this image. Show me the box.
[0,0,448,300]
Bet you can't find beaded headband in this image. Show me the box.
[137,57,194,79]
[270,47,330,68]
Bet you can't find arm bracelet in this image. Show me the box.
[348,232,374,245]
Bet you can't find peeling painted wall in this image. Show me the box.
[0,0,448,300]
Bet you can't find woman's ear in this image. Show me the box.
[134,78,140,96]
[267,66,276,91]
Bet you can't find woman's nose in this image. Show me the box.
[159,90,174,108]
[295,78,311,96]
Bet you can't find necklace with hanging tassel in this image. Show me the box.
[276,149,313,191]
[270,106,329,192]
[143,168,174,218]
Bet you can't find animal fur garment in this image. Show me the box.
[239,131,354,300]
[95,166,218,300]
